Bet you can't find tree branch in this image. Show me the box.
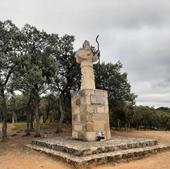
[2,64,17,86]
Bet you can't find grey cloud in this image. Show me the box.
[102,26,170,106]
[137,93,170,107]
[2,0,170,32]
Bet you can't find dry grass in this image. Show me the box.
[0,123,170,169]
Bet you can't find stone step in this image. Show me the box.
[32,137,158,156]
[26,144,170,165]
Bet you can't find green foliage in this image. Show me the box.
[95,61,135,102]
[94,62,136,128]
[0,20,24,141]
[166,120,170,130]
[7,94,27,121]
[49,34,80,125]
[132,106,170,130]
[12,25,58,94]
[52,35,81,96]
[39,94,59,123]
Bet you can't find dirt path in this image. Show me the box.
[0,124,170,169]
[93,130,170,169]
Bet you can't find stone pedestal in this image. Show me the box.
[72,89,111,141]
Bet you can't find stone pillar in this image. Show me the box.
[72,40,111,141]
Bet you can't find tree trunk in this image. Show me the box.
[34,97,40,137]
[25,112,31,136]
[56,96,64,133]
[30,111,34,130]
[12,112,17,124]
[12,112,15,124]
[43,108,49,123]
[117,119,120,129]
[1,88,7,142]
[2,120,7,141]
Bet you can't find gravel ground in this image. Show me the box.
[0,124,170,169]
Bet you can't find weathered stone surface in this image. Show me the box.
[72,131,78,138]
[76,98,80,105]
[86,105,96,113]
[72,114,80,122]
[85,123,93,131]
[78,132,85,140]
[74,124,83,131]
[72,89,111,141]
[31,136,159,156]
[80,113,87,122]
[93,122,105,131]
[85,132,96,141]
[27,143,170,165]
[27,136,170,165]
[97,106,105,113]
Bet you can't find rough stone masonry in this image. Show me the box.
[71,40,111,141]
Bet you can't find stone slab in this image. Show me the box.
[26,143,170,165]
[32,136,158,156]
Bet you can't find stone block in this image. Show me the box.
[75,98,80,105]
[94,89,104,95]
[86,105,96,113]
[85,132,96,141]
[92,113,106,121]
[78,132,85,140]
[104,105,109,113]
[74,124,83,131]
[85,113,93,122]
[80,104,87,113]
[85,123,93,131]
[84,89,95,95]
[80,113,86,122]
[72,104,80,115]
[104,123,111,139]
[72,131,78,138]
[72,114,80,122]
[97,106,105,113]
[93,122,105,131]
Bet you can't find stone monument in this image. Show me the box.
[27,41,170,165]
[71,40,111,141]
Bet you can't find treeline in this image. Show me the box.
[2,94,170,132]
[0,20,135,141]
[111,105,170,130]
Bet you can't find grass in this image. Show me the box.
[11,122,64,130]
[12,122,27,130]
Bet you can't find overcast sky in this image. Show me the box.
[0,0,170,107]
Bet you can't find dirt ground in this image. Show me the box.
[0,124,170,169]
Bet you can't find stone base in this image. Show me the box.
[26,136,170,165]
[72,89,111,141]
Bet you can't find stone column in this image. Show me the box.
[72,40,111,141]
